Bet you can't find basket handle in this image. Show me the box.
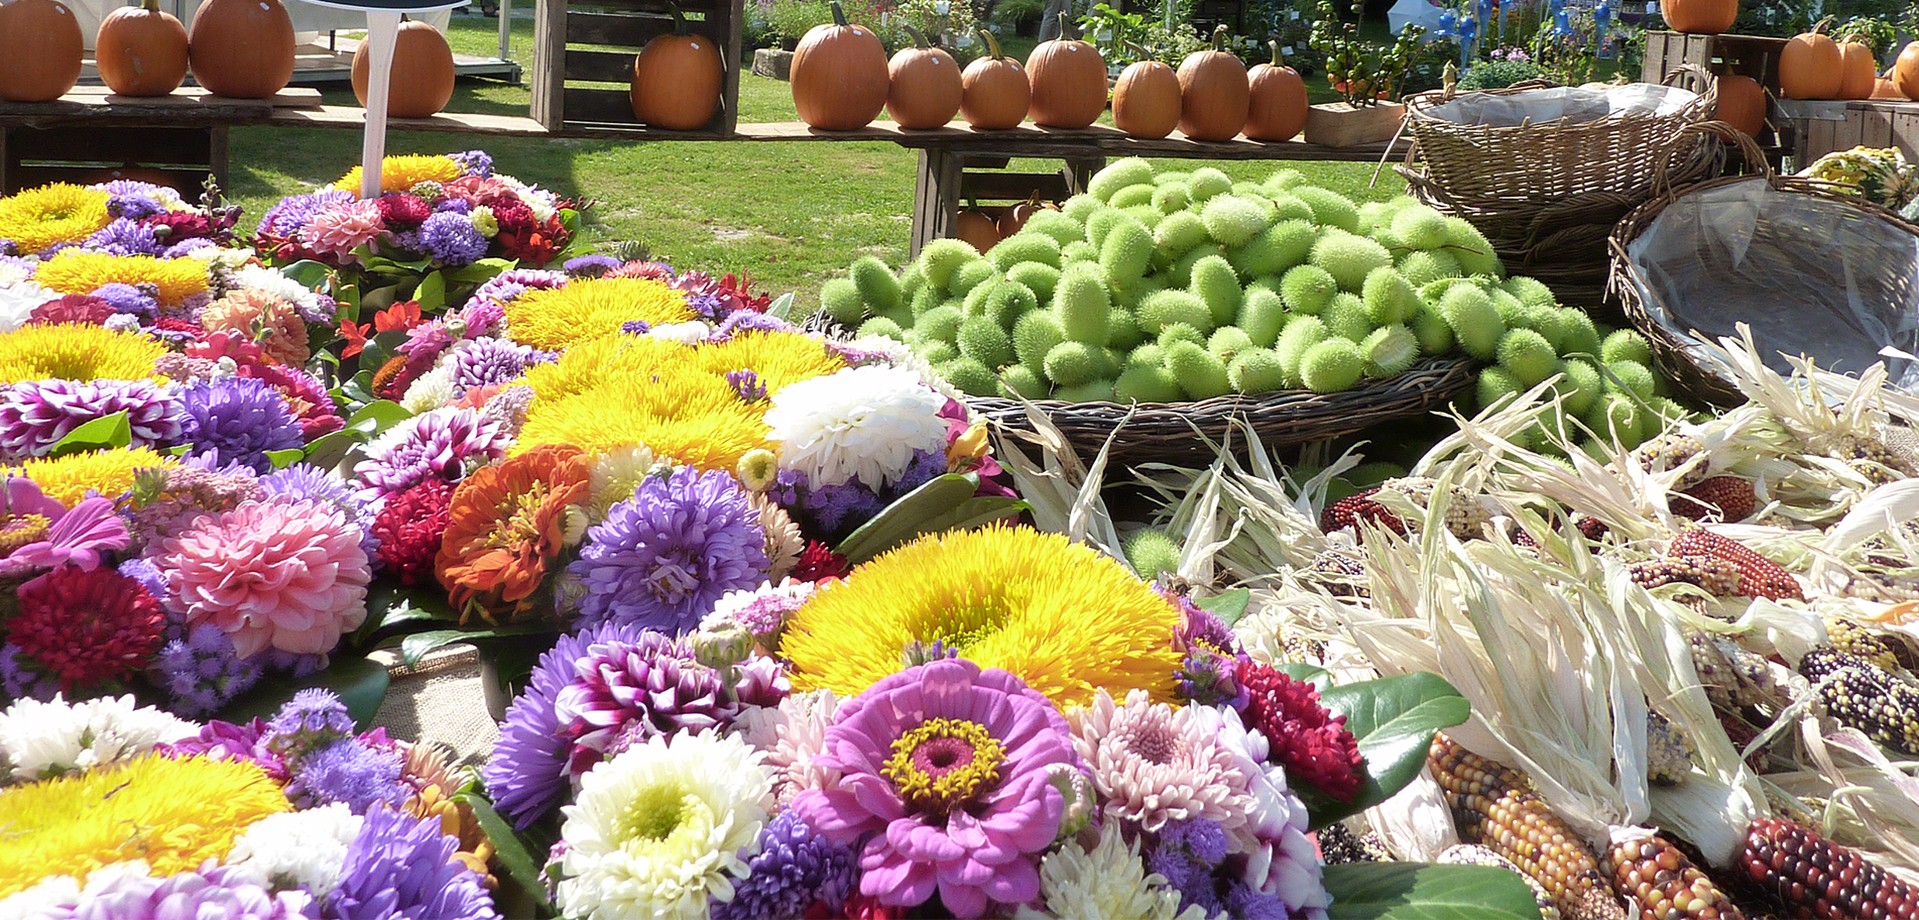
[1650,120,1770,202]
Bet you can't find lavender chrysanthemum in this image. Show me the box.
[569,466,769,633]
[552,630,738,776]
[259,189,355,237]
[262,462,381,561]
[153,623,266,716]
[451,337,546,396]
[0,378,181,458]
[563,254,620,278]
[418,211,487,267]
[104,189,167,220]
[710,812,857,920]
[324,806,500,920]
[176,376,304,472]
[83,217,166,256]
[710,310,797,342]
[290,738,410,814]
[461,269,565,336]
[485,622,642,829]
[353,407,508,499]
[91,281,160,318]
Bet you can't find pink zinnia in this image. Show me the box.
[160,496,371,657]
[302,199,387,261]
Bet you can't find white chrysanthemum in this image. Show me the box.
[763,364,948,489]
[0,259,32,288]
[0,280,54,333]
[588,444,667,521]
[225,803,365,896]
[1015,822,1203,920]
[187,245,253,270]
[400,352,460,414]
[557,731,774,920]
[1198,706,1330,914]
[0,695,195,783]
[497,176,559,221]
[231,264,324,317]
[646,321,710,345]
[0,871,83,918]
[1070,688,1255,835]
[763,688,841,807]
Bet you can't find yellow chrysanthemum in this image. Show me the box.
[334,154,465,194]
[0,183,111,253]
[32,249,209,306]
[694,331,850,395]
[782,526,1185,708]
[12,447,177,506]
[0,323,167,385]
[0,754,290,895]
[503,278,696,352]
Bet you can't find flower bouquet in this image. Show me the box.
[475,523,1534,918]
[252,151,587,320]
[0,690,498,918]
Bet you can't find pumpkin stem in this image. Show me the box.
[1211,23,1229,52]
[1268,38,1282,66]
[903,24,931,49]
[667,3,690,35]
[828,0,849,28]
[1812,16,1832,34]
[1056,11,1077,41]
[1123,39,1152,60]
[141,0,162,12]
[978,28,1004,61]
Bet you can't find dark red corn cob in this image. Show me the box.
[1743,817,1919,919]
[1577,515,1611,543]
[1668,529,1803,601]
[1320,488,1409,538]
[1675,476,1759,522]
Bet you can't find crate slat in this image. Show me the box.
[533,0,742,137]
[3,124,226,196]
[565,48,637,84]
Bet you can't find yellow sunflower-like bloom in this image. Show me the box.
[695,330,849,394]
[0,183,111,254]
[782,526,1185,708]
[0,753,290,895]
[334,154,465,195]
[12,447,178,506]
[0,323,167,385]
[503,277,696,352]
[32,250,209,306]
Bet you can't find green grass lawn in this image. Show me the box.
[229,17,1403,305]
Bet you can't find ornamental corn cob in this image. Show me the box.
[1811,658,1919,755]
[1645,713,1694,786]
[1429,734,1627,920]
[1667,530,1803,601]
[1674,476,1758,523]
[1635,434,1710,489]
[1742,817,1919,919]
[1826,618,1904,673]
[1604,832,1746,920]
[1439,844,1561,920]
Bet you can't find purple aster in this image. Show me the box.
[324,806,500,920]
[258,189,355,237]
[102,188,168,221]
[265,687,357,758]
[792,659,1087,918]
[83,217,166,256]
[620,319,651,335]
[152,623,265,717]
[563,254,621,278]
[450,150,494,177]
[163,237,217,259]
[551,629,738,776]
[464,268,565,317]
[568,466,769,633]
[793,477,885,540]
[261,462,381,561]
[0,642,59,701]
[710,812,858,920]
[353,407,508,499]
[431,198,470,216]
[119,557,171,621]
[727,369,767,403]
[709,310,797,342]
[91,281,160,318]
[158,717,287,781]
[485,621,645,829]
[418,211,487,267]
[1147,818,1233,917]
[176,376,304,473]
[288,738,410,814]
[0,379,181,459]
[37,861,314,918]
[451,337,543,396]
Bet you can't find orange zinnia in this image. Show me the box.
[435,444,592,624]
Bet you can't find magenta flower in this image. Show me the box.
[792,658,1085,918]
[0,487,130,579]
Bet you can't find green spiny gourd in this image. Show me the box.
[1153,211,1210,265]
[908,284,945,317]
[1266,192,1315,224]
[963,277,999,317]
[1022,209,1083,246]
[1497,328,1559,386]
[950,259,999,299]
[920,239,979,290]
[1443,216,1502,277]
[1275,315,1330,385]
[918,339,958,366]
[1168,243,1225,288]
[1280,264,1339,315]
[899,264,925,300]
[820,277,866,327]
[1099,219,1155,286]
[1111,184,1157,209]
[1054,380,1117,402]
[1362,324,1419,379]
[1128,342,1166,368]
[858,316,905,340]
[1121,204,1164,229]
[993,280,1039,324]
[1086,208,1126,249]
[1588,392,1648,446]
[1201,195,1273,248]
[1411,307,1454,355]
[1190,255,1243,328]
[1043,340,1104,387]
[1265,167,1305,191]
[1088,157,1155,202]
[1062,240,1096,263]
[1229,348,1289,394]
[1290,186,1360,232]
[1138,290,1214,335]
[1238,288,1288,348]
[1013,310,1066,378]
[941,356,997,396]
[1392,205,1449,250]
[1501,275,1554,311]
[1299,338,1365,393]
[957,314,1016,369]
[1158,322,1206,349]
[1491,288,1530,330]
[1398,249,1464,287]
[1123,528,1183,578]
[1601,329,1654,367]
[1556,309,1603,357]
[1322,292,1373,343]
[997,364,1048,399]
[849,256,901,313]
[1477,366,1524,411]
[1606,359,1657,400]
[1053,263,1112,345]
[1208,326,1255,363]
[1310,232,1395,293]
[1438,283,1505,361]
[1229,219,1317,279]
[1154,170,1191,186]
[1005,262,1060,305]
[1188,167,1232,202]
[1362,266,1418,326]
[1153,181,1192,214]
[1115,362,1184,402]
[1061,193,1102,222]
[1557,359,1602,417]
[1107,307,1144,350]
[1357,201,1395,235]
[1164,339,1232,400]
[916,304,965,344]
[990,233,1063,272]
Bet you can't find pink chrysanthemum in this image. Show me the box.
[302,200,387,260]
[736,687,843,807]
[200,289,310,366]
[1071,687,1256,835]
[160,496,372,657]
[7,566,164,691]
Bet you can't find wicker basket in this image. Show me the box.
[972,357,1478,465]
[1610,122,1919,405]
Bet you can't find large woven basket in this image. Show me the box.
[971,357,1477,465]
[1610,122,1919,405]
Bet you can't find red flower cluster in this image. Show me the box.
[7,567,164,692]
[376,192,432,229]
[793,541,848,582]
[339,300,425,359]
[373,478,455,585]
[244,361,345,439]
[1235,659,1366,801]
[29,295,117,326]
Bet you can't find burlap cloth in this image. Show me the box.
[372,644,499,767]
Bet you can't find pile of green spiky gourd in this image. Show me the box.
[821,157,1687,453]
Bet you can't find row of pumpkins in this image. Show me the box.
[790,4,1311,142]
[1662,0,1919,102]
[0,0,457,117]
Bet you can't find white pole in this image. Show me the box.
[359,9,403,199]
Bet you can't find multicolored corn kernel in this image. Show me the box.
[1674,476,1758,523]
[1743,817,1919,920]
[1814,660,1919,755]
[1604,832,1746,920]
[1667,529,1803,601]
[1635,433,1709,489]
[1439,843,1562,920]
[1631,556,1744,598]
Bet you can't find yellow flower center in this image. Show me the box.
[882,718,1004,816]
[0,514,50,554]
[485,481,557,550]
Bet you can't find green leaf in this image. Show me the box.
[766,292,796,320]
[279,260,334,292]
[398,629,470,669]
[346,399,413,436]
[1323,863,1542,920]
[415,271,448,313]
[217,654,390,730]
[444,258,514,286]
[1302,672,1470,827]
[1194,587,1251,626]
[266,448,305,470]
[457,791,555,915]
[836,474,1026,564]
[46,412,131,458]
[1278,661,1333,690]
[302,427,364,473]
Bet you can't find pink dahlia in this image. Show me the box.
[6,566,164,691]
[792,658,1085,918]
[160,496,372,657]
[1070,687,1255,835]
[303,199,387,261]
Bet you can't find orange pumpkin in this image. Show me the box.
[1176,25,1248,142]
[960,29,1029,130]
[955,209,999,252]
[885,25,961,129]
[189,0,295,99]
[1661,0,1735,34]
[998,198,1041,236]
[1898,41,1919,100]
[352,17,456,118]
[1112,46,1181,139]
[1836,40,1877,99]
[790,0,889,131]
[1713,73,1766,136]
[0,0,84,102]
[1025,12,1106,129]
[1873,76,1903,99]
[1780,22,1843,100]
[96,0,189,97]
[1244,40,1307,142]
[629,6,723,129]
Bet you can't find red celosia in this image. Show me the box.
[1234,659,1365,801]
[373,478,455,585]
[375,193,432,228]
[793,541,848,582]
[30,295,116,326]
[7,566,164,691]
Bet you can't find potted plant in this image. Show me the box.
[1305,0,1423,146]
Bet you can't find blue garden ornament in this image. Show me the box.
[1593,0,1612,36]
[1437,7,1457,36]
[1457,11,1478,65]
[1553,8,1571,36]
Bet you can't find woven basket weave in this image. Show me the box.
[970,357,1477,465]
[1610,122,1919,405]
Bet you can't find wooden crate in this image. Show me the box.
[911,151,1105,256]
[531,0,744,138]
[1774,98,1919,168]
[0,124,226,196]
[1641,31,1787,92]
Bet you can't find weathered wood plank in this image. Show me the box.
[530,0,570,130]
